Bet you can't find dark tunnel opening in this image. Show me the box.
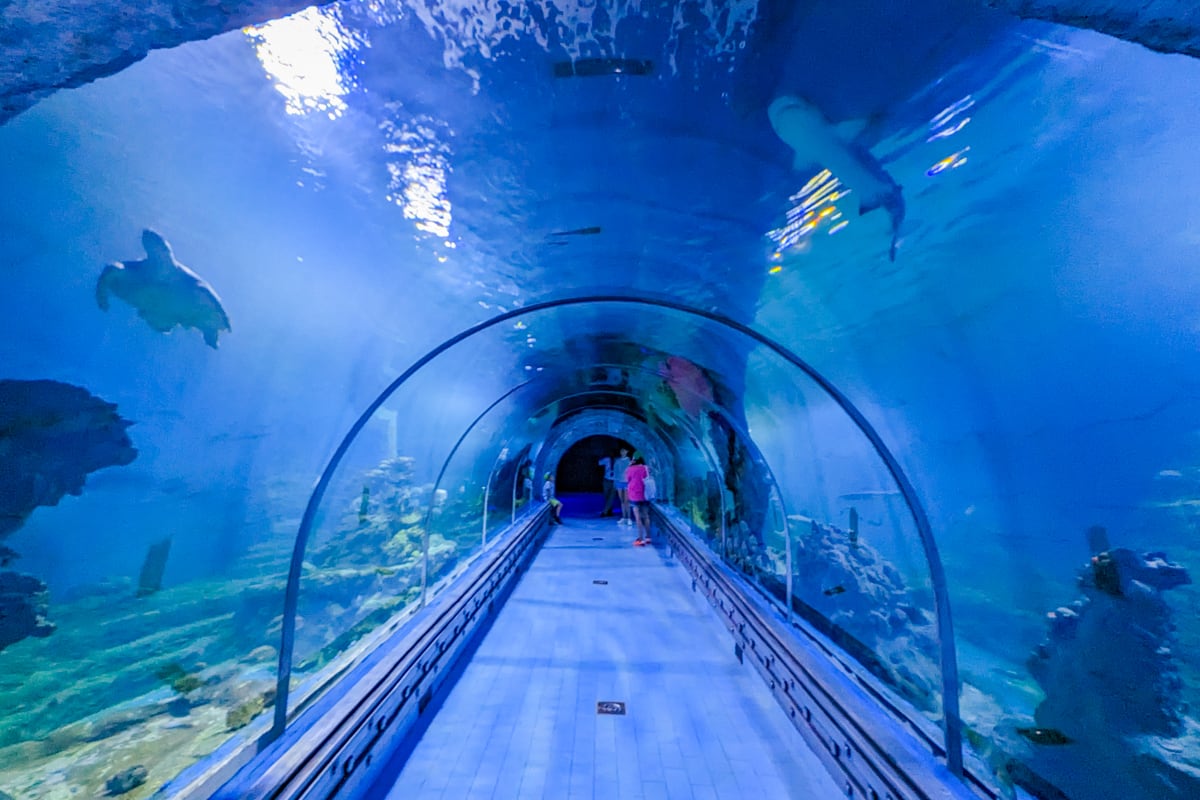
[557,434,628,493]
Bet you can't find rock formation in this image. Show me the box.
[1,1,1199,127]
[0,378,137,539]
[0,379,136,650]
[986,1,1200,59]
[0,570,55,651]
[0,0,322,123]
[1030,547,1191,738]
[1025,547,1200,798]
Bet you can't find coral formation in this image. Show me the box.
[0,449,482,797]
[310,458,424,568]
[1025,547,1200,798]
[104,765,147,795]
[1030,547,1192,739]
[225,696,265,731]
[786,517,940,710]
[170,675,202,694]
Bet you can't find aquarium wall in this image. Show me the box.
[2,1,1200,799]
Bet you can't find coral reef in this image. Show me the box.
[786,517,941,711]
[0,450,477,797]
[0,379,137,538]
[170,675,202,694]
[309,458,424,568]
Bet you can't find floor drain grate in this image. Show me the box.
[597,701,626,715]
[593,579,608,585]
[592,537,603,541]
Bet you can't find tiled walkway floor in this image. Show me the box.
[369,514,839,800]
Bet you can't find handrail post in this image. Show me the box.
[780,491,793,626]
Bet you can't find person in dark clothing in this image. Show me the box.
[598,452,617,516]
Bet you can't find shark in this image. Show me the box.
[768,94,905,260]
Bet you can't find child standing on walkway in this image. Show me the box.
[542,472,564,525]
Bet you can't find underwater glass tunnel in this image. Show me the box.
[2,1,1200,798]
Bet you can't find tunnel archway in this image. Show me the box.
[278,294,957,770]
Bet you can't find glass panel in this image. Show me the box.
[742,343,942,725]
[286,308,581,710]
[425,403,554,602]
[666,426,725,551]
[289,344,519,700]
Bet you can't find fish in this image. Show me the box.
[823,585,846,596]
[547,226,602,237]
[1016,727,1073,746]
[554,59,653,78]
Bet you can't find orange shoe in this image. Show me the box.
[633,539,645,546]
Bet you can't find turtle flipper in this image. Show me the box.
[96,263,121,310]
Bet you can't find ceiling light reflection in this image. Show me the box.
[382,113,453,238]
[246,6,363,118]
[766,168,852,256]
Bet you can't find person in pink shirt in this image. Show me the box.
[624,455,652,545]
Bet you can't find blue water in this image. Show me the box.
[2,1,1200,798]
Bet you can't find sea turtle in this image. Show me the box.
[97,230,231,348]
